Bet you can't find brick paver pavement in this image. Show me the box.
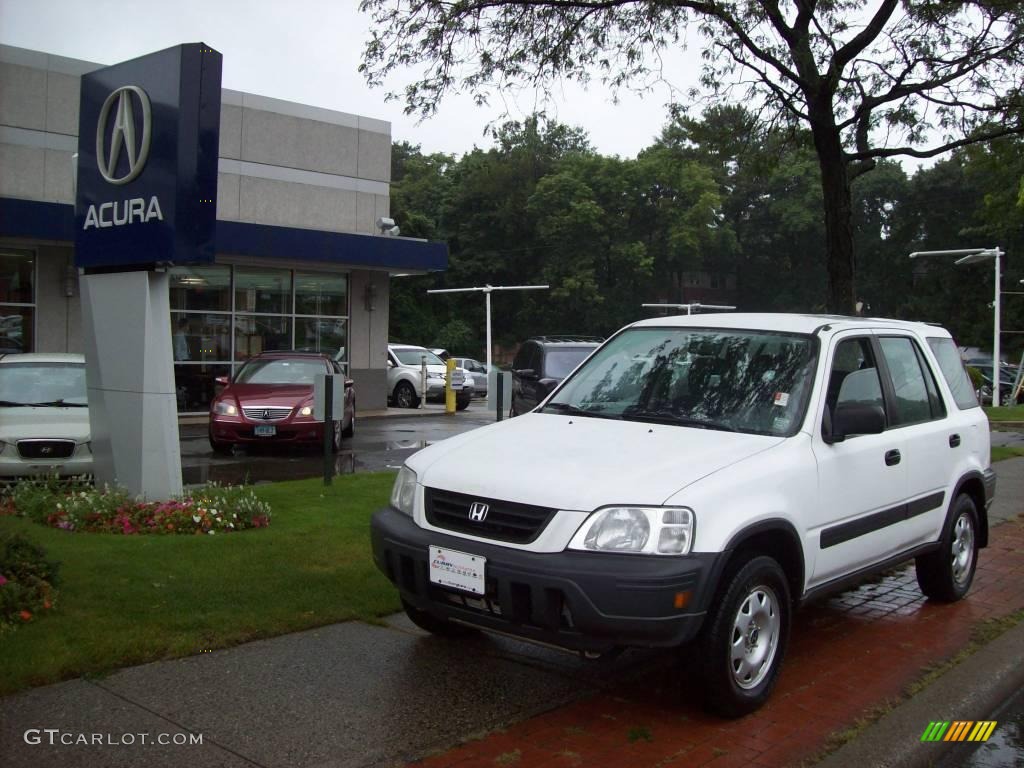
[411,518,1024,768]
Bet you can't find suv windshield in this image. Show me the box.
[394,348,444,366]
[234,358,325,385]
[542,328,817,436]
[0,362,88,406]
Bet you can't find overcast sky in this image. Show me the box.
[1,0,705,159]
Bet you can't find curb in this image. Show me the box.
[817,618,1024,768]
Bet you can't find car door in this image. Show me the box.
[809,333,908,586]
[874,334,953,549]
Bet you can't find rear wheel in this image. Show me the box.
[915,494,979,602]
[456,393,471,411]
[401,598,477,637]
[697,556,791,718]
[394,381,419,409]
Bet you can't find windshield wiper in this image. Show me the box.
[541,402,619,419]
[17,399,88,408]
[622,408,737,432]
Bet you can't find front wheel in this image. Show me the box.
[915,494,979,602]
[342,411,355,438]
[456,394,471,411]
[697,556,791,718]
[209,432,233,456]
[394,381,420,409]
[401,598,477,637]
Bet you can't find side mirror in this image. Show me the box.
[515,368,537,380]
[827,403,885,444]
[386,359,394,368]
[344,378,354,389]
[215,376,229,386]
[538,378,559,394]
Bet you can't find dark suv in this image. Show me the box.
[510,336,602,416]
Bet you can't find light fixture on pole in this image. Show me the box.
[642,302,737,315]
[426,284,550,402]
[909,247,1004,406]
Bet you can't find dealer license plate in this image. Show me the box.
[428,545,486,595]
[254,425,276,437]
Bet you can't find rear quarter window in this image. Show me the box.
[926,337,979,410]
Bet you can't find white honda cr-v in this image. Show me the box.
[372,314,994,716]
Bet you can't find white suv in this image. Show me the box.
[372,314,994,716]
[387,345,472,410]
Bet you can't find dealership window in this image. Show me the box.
[0,249,35,354]
[170,265,348,412]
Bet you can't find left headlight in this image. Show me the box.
[390,465,418,517]
[568,506,694,555]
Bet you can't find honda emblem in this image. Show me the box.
[468,502,489,522]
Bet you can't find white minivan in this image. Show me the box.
[372,314,994,716]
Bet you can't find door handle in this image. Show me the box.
[885,449,901,466]
[949,434,961,448]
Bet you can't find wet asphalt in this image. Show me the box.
[938,685,1024,768]
[179,401,496,486]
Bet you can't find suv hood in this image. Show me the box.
[0,406,91,441]
[410,412,783,511]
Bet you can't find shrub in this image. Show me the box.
[2,478,271,535]
[0,532,59,631]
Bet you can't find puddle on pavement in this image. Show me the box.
[183,451,360,486]
[943,687,1024,768]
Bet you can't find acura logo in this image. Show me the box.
[468,502,489,522]
[262,409,271,420]
[96,85,152,185]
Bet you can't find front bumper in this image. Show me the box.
[371,507,716,653]
[0,454,93,479]
[209,417,327,445]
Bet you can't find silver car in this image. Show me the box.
[387,345,472,410]
[451,357,489,397]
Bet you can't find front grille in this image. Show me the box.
[424,488,556,544]
[17,440,76,459]
[242,406,293,421]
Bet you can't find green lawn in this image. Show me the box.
[0,472,400,695]
[986,405,1024,422]
[992,445,1024,462]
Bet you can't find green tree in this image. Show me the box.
[360,0,1024,313]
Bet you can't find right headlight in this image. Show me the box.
[213,400,237,416]
[568,506,694,555]
[390,465,418,516]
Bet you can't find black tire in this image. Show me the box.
[394,381,420,409]
[401,598,477,637]
[915,494,979,602]
[209,432,233,456]
[698,555,791,718]
[342,410,355,438]
[456,394,471,411]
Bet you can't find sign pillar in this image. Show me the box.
[75,43,222,499]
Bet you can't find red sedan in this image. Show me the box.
[208,352,355,454]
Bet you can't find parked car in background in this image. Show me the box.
[373,314,993,717]
[451,357,489,397]
[208,352,354,454]
[387,345,472,410]
[509,336,602,416]
[429,348,451,361]
[0,353,92,478]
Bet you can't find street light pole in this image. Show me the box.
[427,284,550,404]
[909,247,1003,406]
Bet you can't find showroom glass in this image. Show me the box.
[927,337,980,410]
[0,249,35,353]
[295,272,347,316]
[169,266,231,311]
[234,267,292,314]
[234,358,327,385]
[394,348,444,366]
[234,315,291,361]
[174,363,230,412]
[0,362,87,406]
[544,328,817,436]
[295,317,346,356]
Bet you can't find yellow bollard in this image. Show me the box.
[445,358,456,414]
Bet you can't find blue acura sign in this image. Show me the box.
[75,43,222,269]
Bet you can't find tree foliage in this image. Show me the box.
[360,0,1024,311]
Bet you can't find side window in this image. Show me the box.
[512,346,528,371]
[927,337,980,410]
[825,337,884,422]
[878,336,939,426]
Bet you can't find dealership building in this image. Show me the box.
[0,44,446,412]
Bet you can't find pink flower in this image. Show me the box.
[0,574,7,586]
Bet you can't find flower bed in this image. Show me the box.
[3,478,271,535]
[0,532,59,632]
